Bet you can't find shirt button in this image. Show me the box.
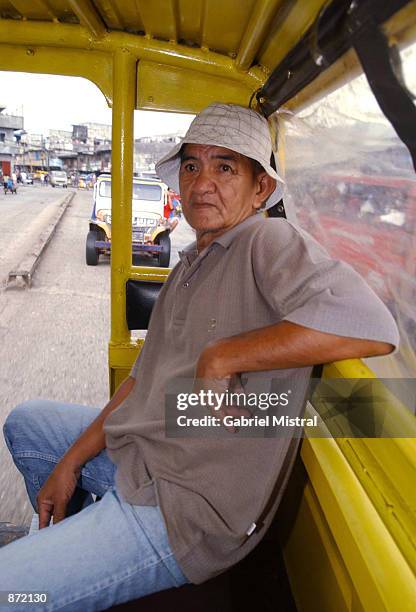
[183,282,190,288]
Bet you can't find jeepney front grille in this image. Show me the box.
[132,231,144,242]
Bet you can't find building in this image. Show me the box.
[48,129,73,152]
[0,105,24,176]
[6,113,184,179]
[80,122,112,145]
[134,133,182,175]
[93,141,111,173]
[15,132,48,173]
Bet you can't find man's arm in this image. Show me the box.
[37,375,135,528]
[196,320,394,379]
[62,375,136,470]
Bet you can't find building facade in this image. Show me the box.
[0,105,24,176]
[5,112,185,180]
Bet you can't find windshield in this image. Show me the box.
[52,172,66,178]
[98,180,162,201]
[133,183,162,201]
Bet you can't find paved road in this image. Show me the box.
[0,184,71,284]
[0,186,194,525]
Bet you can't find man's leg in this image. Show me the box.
[3,399,116,513]
[0,489,189,611]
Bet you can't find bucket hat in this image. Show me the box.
[155,103,284,209]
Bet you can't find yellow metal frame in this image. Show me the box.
[282,358,416,611]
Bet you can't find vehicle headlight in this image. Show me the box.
[96,209,111,223]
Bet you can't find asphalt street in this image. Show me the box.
[0,185,194,526]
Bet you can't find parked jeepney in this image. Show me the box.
[86,173,174,267]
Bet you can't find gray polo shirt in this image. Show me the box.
[104,214,399,584]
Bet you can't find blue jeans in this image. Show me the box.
[1,400,188,611]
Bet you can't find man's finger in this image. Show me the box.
[52,503,67,525]
[224,406,251,418]
[38,500,53,529]
[215,408,237,433]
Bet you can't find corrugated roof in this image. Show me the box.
[0,0,330,76]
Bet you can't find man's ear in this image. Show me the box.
[253,173,276,210]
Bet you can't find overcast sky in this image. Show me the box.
[0,71,194,138]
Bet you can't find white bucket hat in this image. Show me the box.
[155,103,285,209]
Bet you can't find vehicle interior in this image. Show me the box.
[0,0,415,610]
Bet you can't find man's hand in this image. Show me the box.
[34,376,137,529]
[32,377,136,528]
[37,459,81,528]
[195,346,251,432]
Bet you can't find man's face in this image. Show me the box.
[179,144,275,242]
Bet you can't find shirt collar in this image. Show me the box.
[179,241,198,267]
[212,213,263,249]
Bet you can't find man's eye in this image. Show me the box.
[220,164,232,172]
[183,163,197,172]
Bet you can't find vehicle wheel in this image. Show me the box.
[86,231,99,266]
[156,233,171,267]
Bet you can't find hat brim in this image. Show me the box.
[155,141,284,210]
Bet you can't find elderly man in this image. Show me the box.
[2,103,398,610]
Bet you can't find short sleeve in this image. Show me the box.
[252,219,399,350]
[130,348,143,379]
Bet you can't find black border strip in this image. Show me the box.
[258,0,411,115]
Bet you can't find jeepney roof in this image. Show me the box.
[0,1,414,114]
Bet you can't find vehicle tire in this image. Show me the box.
[52,184,55,187]
[156,233,171,267]
[86,230,99,266]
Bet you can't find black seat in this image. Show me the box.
[111,573,232,611]
[126,279,163,330]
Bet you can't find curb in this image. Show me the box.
[7,191,75,288]
[0,522,29,547]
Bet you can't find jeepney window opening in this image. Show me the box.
[98,181,111,198]
[98,180,162,202]
[281,42,416,379]
[132,183,162,201]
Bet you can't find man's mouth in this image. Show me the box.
[191,202,217,209]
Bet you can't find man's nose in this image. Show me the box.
[191,167,215,193]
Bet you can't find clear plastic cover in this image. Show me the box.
[280,45,416,377]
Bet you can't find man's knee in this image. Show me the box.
[3,400,48,453]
